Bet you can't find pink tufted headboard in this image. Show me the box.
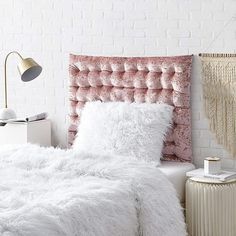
[69,54,193,162]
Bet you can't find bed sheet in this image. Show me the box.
[158,162,195,203]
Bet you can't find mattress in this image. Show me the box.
[158,162,195,203]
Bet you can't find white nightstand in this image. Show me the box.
[0,119,51,147]
[186,177,236,236]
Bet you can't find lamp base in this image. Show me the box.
[0,108,16,120]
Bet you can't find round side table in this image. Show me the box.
[186,177,236,236]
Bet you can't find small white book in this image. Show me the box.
[187,168,236,182]
[3,112,48,123]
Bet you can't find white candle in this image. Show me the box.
[204,157,221,175]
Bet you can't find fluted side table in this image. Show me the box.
[186,177,236,236]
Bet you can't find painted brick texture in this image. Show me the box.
[0,0,236,168]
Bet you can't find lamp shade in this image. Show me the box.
[17,58,42,82]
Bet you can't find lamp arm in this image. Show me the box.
[4,51,23,108]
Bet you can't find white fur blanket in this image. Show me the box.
[0,144,186,236]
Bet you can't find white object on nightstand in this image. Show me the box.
[204,157,221,175]
[0,119,51,147]
[186,177,236,236]
[187,168,236,182]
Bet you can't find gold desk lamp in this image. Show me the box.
[0,51,42,120]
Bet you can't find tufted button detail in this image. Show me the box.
[69,54,193,162]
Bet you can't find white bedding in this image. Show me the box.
[158,162,195,203]
[0,144,187,236]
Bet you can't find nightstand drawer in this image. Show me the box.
[0,119,51,146]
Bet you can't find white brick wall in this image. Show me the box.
[0,0,236,168]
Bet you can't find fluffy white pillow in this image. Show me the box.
[73,101,173,164]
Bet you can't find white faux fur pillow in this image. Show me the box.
[73,101,174,164]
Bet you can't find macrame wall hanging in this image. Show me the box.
[200,53,236,157]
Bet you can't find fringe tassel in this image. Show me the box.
[199,53,236,58]
[201,56,236,158]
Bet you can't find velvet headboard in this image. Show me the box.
[69,54,193,162]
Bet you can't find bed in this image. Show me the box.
[0,54,193,236]
[69,54,194,201]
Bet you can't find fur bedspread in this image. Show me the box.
[0,144,186,236]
